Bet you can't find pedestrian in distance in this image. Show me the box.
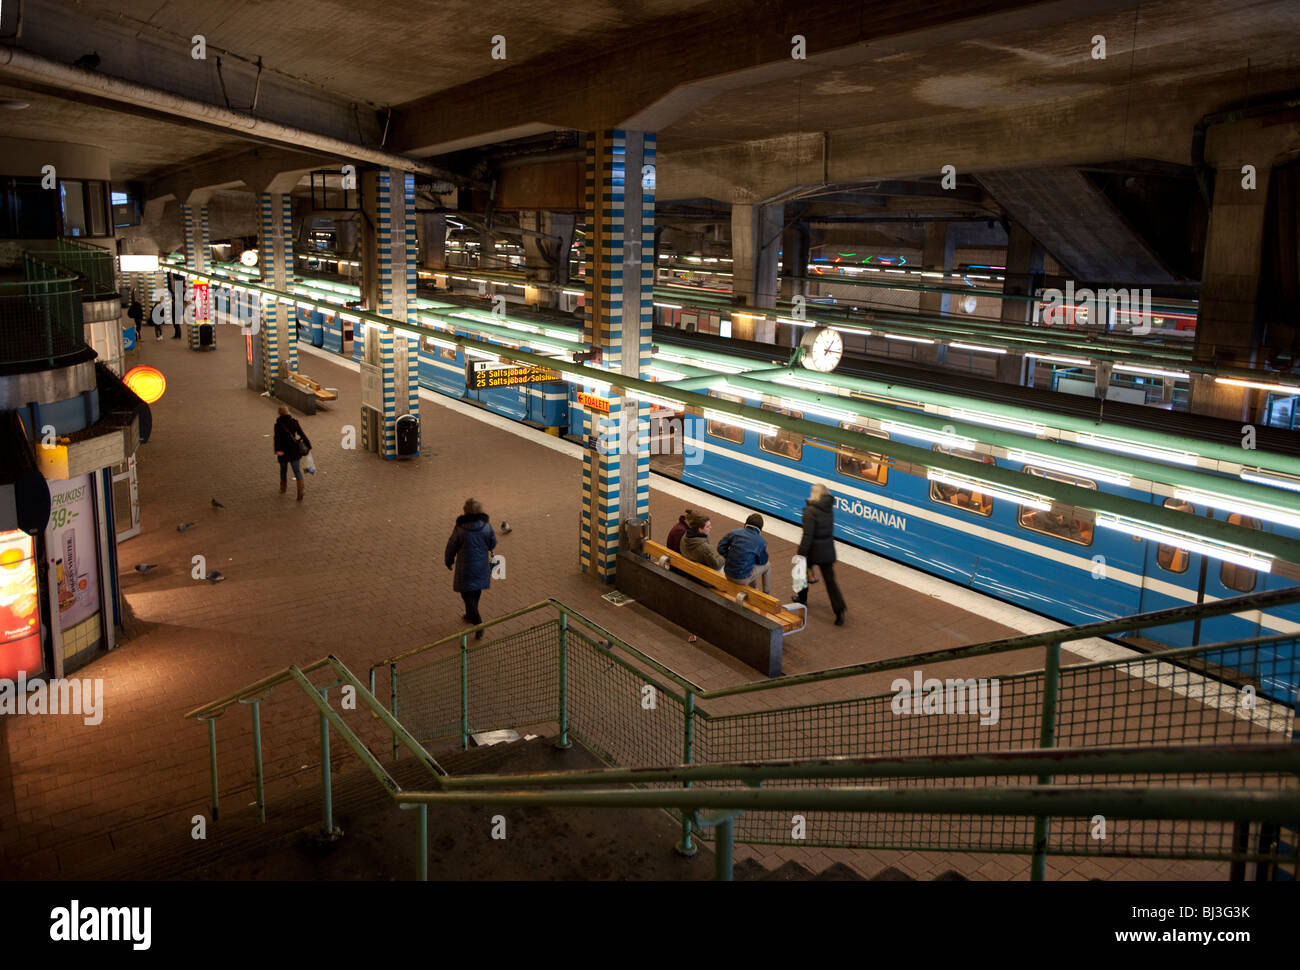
[666,508,693,553]
[272,405,311,500]
[680,513,725,570]
[795,483,846,625]
[126,294,146,342]
[717,513,771,594]
[445,498,497,640]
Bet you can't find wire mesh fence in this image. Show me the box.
[377,602,1299,869]
[2,261,83,366]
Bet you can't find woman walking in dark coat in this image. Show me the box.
[795,483,846,625]
[272,405,311,500]
[445,498,497,639]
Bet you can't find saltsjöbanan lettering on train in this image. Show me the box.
[835,496,906,530]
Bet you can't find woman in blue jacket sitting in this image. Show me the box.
[445,497,497,640]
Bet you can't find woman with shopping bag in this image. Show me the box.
[272,405,312,501]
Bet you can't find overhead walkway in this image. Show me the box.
[180,594,1300,881]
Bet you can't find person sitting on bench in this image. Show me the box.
[680,513,725,570]
[718,513,770,594]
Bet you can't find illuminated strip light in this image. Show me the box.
[885,334,935,344]
[776,317,815,327]
[470,278,489,284]
[464,348,499,362]
[834,326,873,336]
[1173,489,1300,532]
[562,290,585,297]
[778,397,860,422]
[702,409,778,437]
[1240,468,1300,493]
[1096,513,1273,573]
[1215,377,1300,395]
[1113,364,1190,380]
[646,366,686,381]
[948,408,1045,436]
[626,390,685,411]
[950,342,1007,355]
[1075,434,1199,467]
[732,311,766,321]
[561,372,612,393]
[1026,353,1093,367]
[775,374,836,393]
[425,335,458,351]
[880,421,976,450]
[717,380,765,401]
[1007,451,1132,488]
[926,470,1052,511]
[540,328,579,341]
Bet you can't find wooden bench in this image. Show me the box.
[285,372,338,402]
[641,540,806,633]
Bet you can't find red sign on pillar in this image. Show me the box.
[193,282,211,325]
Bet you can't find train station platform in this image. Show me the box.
[0,332,1232,881]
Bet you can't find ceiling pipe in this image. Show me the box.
[0,44,488,190]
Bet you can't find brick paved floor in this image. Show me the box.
[0,333,1237,879]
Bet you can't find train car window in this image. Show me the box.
[438,346,458,362]
[705,391,744,443]
[759,404,803,461]
[929,446,995,516]
[1156,498,1194,573]
[1220,513,1262,593]
[836,424,889,486]
[1017,467,1096,545]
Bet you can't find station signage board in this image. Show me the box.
[575,391,610,413]
[465,360,559,390]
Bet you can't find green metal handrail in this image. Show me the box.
[186,647,1299,880]
[2,256,86,366]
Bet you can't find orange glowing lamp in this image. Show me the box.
[123,365,167,404]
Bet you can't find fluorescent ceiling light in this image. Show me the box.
[626,390,684,410]
[1007,450,1132,488]
[717,380,765,401]
[1095,513,1273,573]
[1075,434,1199,467]
[425,335,458,351]
[562,289,584,297]
[1215,377,1300,395]
[464,348,499,362]
[885,334,935,344]
[1027,353,1093,367]
[948,408,1045,436]
[776,317,815,327]
[1239,468,1300,493]
[880,420,976,450]
[1113,364,1189,380]
[118,254,159,272]
[950,342,1007,355]
[1172,488,1300,531]
[778,397,860,421]
[775,374,835,393]
[834,326,873,336]
[646,366,686,381]
[927,469,1051,511]
[561,372,612,392]
[702,410,778,436]
[732,311,765,321]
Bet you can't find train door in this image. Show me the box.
[1137,497,1203,648]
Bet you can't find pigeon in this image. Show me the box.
[205,571,225,583]
[499,521,512,534]
[211,498,224,509]
[134,563,157,574]
[177,522,194,532]
[72,52,100,70]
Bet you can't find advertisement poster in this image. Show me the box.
[48,475,100,631]
[193,281,210,325]
[0,530,41,679]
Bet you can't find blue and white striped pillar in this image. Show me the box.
[579,131,655,581]
[181,203,212,351]
[257,193,296,391]
[360,169,420,459]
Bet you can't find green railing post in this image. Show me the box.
[399,803,428,881]
[319,686,341,840]
[390,662,399,762]
[676,690,698,856]
[555,611,571,749]
[249,699,265,823]
[204,716,219,821]
[1031,639,1062,881]
[715,816,734,881]
[460,634,470,751]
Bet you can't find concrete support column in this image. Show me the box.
[579,130,654,581]
[998,221,1044,385]
[418,212,446,270]
[779,219,810,347]
[732,203,782,312]
[181,202,212,351]
[521,211,577,306]
[255,192,296,392]
[916,221,955,367]
[359,168,420,460]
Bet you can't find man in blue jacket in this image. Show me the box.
[717,513,770,593]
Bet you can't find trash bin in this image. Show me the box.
[395,414,420,458]
[198,324,215,348]
[623,517,648,554]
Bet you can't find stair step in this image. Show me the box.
[732,858,769,880]
[933,869,969,881]
[870,865,917,881]
[813,861,866,881]
[760,859,814,881]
